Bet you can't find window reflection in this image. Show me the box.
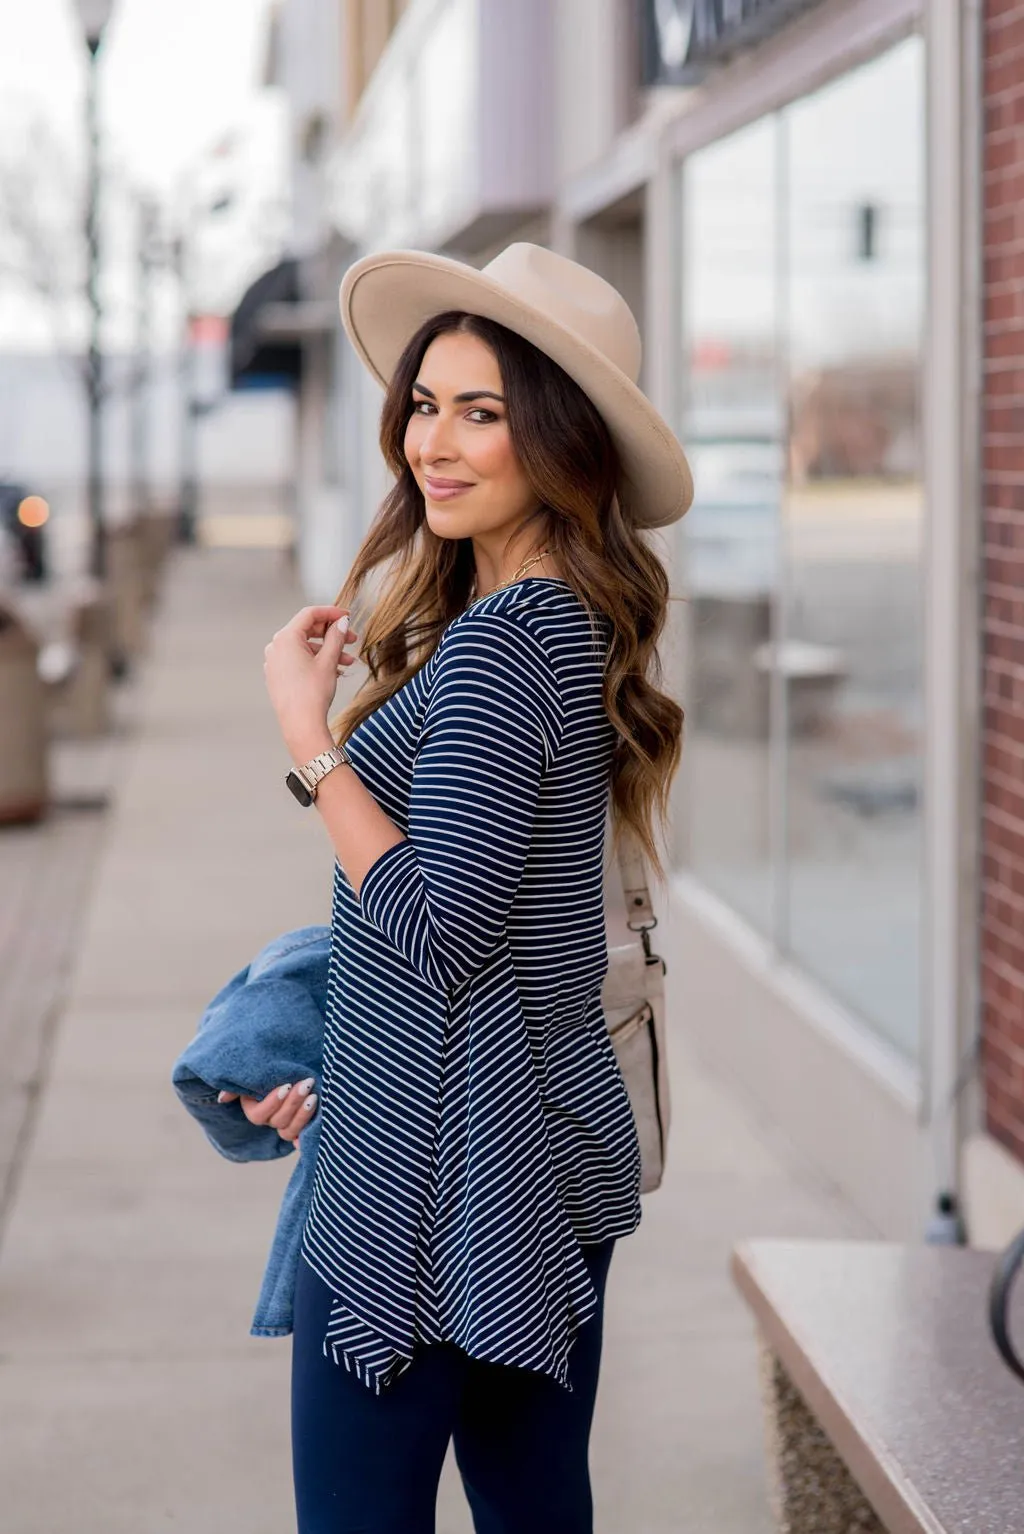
[783,40,924,1054]
[680,119,781,936]
[678,38,925,1058]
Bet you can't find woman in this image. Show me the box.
[247,244,691,1532]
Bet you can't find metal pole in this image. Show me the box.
[175,233,198,546]
[131,195,156,520]
[85,38,105,579]
[178,321,199,547]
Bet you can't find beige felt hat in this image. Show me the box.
[339,242,693,529]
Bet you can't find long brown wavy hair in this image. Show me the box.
[330,310,683,875]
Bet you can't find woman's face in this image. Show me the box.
[404,330,539,545]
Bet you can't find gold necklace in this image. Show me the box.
[496,543,551,582]
[495,547,554,592]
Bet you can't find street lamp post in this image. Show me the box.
[76,0,114,581]
[172,235,199,547]
[173,183,233,547]
[131,194,159,522]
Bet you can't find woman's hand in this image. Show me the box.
[264,605,359,764]
[217,1079,319,1145]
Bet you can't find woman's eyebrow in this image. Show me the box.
[412,382,505,405]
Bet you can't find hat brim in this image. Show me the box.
[339,250,693,529]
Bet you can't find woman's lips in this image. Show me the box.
[424,475,473,502]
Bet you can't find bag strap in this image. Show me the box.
[616,825,655,932]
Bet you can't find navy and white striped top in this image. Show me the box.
[300,576,641,1392]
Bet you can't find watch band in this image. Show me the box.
[285,744,351,807]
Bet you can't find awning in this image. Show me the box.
[230,258,300,388]
[258,298,337,338]
[229,258,333,389]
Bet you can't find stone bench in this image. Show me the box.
[731,1240,1024,1534]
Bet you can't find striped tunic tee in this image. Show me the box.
[300,576,642,1393]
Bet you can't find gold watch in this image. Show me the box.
[285,745,351,807]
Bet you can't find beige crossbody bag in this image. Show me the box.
[600,829,671,1194]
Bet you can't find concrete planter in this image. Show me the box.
[46,582,113,739]
[137,510,177,606]
[106,520,148,668]
[0,605,49,824]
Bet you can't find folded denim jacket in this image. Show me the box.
[171,925,329,1338]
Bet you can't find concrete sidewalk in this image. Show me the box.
[0,545,871,1533]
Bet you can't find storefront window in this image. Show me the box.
[679,36,925,1059]
[678,116,782,938]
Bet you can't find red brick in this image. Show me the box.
[984,397,1024,432]
[983,13,1024,1166]
[986,632,1024,669]
[983,551,1024,586]
[983,848,1010,885]
[987,2,1024,34]
[987,1104,1024,1166]
[986,94,1024,136]
[987,1,1024,35]
[986,323,1024,360]
[985,479,1024,509]
[986,48,1024,98]
[982,958,1022,1015]
[984,163,1024,205]
[1002,869,1024,906]
[985,983,1024,1032]
[986,703,1024,750]
[984,367,1024,400]
[983,132,1024,173]
[984,777,1024,830]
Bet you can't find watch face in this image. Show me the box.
[285,768,314,807]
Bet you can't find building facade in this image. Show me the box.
[655,0,975,1242]
[260,0,1022,1248]
[973,0,1024,1240]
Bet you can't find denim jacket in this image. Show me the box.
[171,925,329,1337]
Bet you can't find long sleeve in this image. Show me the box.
[303,581,639,1395]
[357,610,564,994]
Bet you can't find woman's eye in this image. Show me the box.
[410,401,496,423]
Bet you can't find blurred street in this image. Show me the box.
[0,539,870,1533]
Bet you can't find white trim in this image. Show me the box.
[557,111,661,227]
[644,138,688,753]
[661,0,922,163]
[920,0,984,1190]
[771,112,791,953]
[257,300,336,338]
[959,0,985,1148]
[642,140,677,428]
[673,871,921,1114]
[557,0,923,233]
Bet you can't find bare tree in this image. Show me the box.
[0,109,83,362]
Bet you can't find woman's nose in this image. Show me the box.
[419,412,455,463]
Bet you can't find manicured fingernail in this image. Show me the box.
[298,1077,315,1094]
[217,1091,230,1104]
[277,1084,293,1100]
[335,618,347,634]
[303,1093,318,1113]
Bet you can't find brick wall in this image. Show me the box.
[982,0,1024,1165]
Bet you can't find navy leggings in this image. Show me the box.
[291,1241,615,1534]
